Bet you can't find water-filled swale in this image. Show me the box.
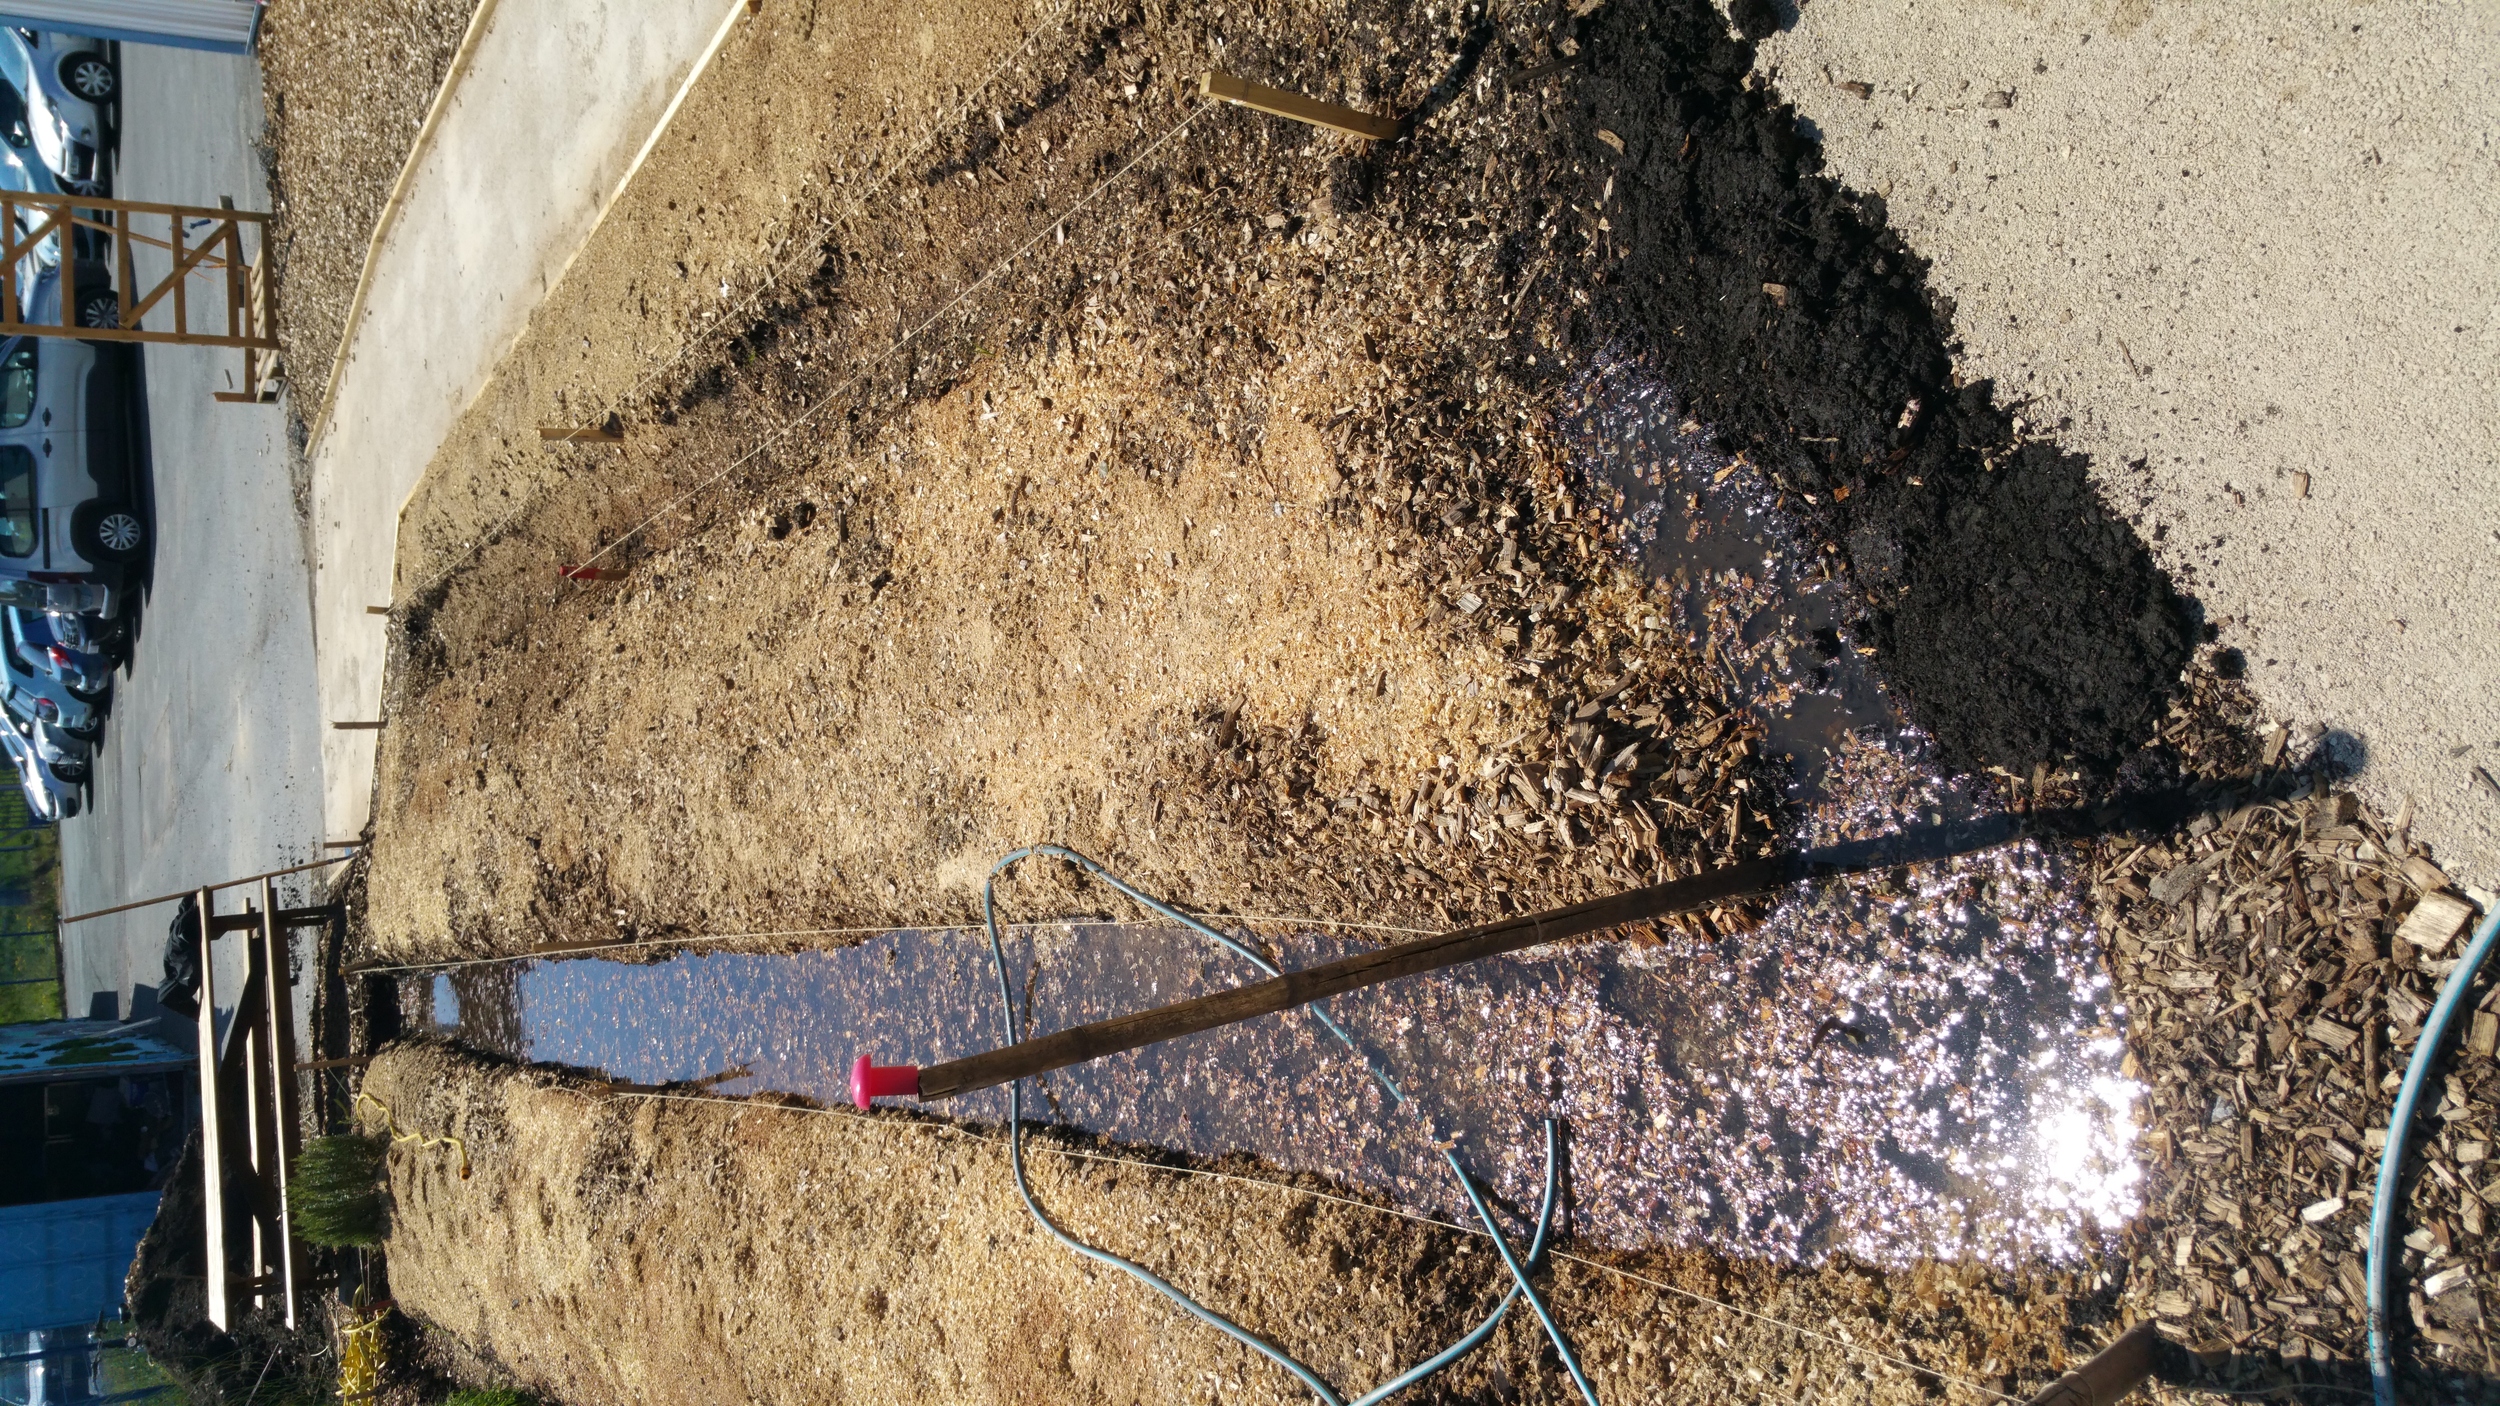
[417,353,2141,1270]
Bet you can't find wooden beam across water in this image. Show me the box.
[913,856,1792,1101]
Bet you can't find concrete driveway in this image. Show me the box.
[55,46,329,1019]
[1755,3,2500,884]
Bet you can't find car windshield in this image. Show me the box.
[0,343,31,427]
[0,444,33,557]
[0,37,31,99]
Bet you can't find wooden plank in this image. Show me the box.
[58,854,358,926]
[194,888,229,1331]
[238,923,266,1307]
[538,426,624,443]
[125,225,230,325]
[1194,70,1400,142]
[915,856,1792,1100]
[260,880,302,1330]
[0,322,278,349]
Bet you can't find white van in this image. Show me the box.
[0,267,143,615]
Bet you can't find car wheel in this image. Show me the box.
[70,502,145,563]
[61,55,115,102]
[76,290,120,330]
[50,761,85,783]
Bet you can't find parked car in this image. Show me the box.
[0,265,146,619]
[26,710,84,780]
[6,605,105,697]
[24,602,119,667]
[3,636,102,740]
[0,708,70,819]
[0,32,107,195]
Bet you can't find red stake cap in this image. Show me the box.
[850,1053,920,1109]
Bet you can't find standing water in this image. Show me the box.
[413,352,2140,1269]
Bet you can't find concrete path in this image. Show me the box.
[308,0,739,841]
[57,46,326,1019]
[1754,3,2500,884]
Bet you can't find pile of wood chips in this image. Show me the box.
[2095,759,2497,1393]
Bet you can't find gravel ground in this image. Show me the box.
[258,0,486,421]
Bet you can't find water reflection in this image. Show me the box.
[421,832,2133,1267]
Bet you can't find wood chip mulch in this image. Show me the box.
[2092,687,2499,1400]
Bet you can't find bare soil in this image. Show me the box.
[365,1041,2107,1406]
[257,0,486,413]
[364,0,1789,962]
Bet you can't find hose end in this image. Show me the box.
[850,1054,920,1109]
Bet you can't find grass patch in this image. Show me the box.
[0,791,62,1023]
[292,1133,390,1246]
[446,1390,537,1406]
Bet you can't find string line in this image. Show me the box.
[574,0,1075,431]
[357,907,1437,974]
[574,99,1211,572]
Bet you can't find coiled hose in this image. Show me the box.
[2370,904,2500,1406]
[982,844,1600,1405]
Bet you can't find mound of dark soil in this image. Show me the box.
[1564,0,2193,774]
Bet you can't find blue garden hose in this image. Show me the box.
[2369,903,2500,1406]
[981,845,1599,1405]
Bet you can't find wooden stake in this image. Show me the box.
[330,721,385,731]
[539,425,624,443]
[558,565,628,581]
[1192,70,1400,142]
[915,857,1790,1100]
[364,605,390,615]
[2019,1319,2160,1406]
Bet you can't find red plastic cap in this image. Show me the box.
[850,1053,920,1109]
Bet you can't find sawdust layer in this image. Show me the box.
[368,1041,2116,1406]
[366,0,1816,960]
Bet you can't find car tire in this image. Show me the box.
[49,761,85,784]
[60,55,115,103]
[75,289,120,330]
[70,502,145,563]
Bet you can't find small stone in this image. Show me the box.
[1979,89,2015,109]
[1836,80,1873,100]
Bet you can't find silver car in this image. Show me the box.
[0,32,107,195]
[0,707,69,818]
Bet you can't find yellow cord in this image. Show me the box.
[356,1088,472,1180]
